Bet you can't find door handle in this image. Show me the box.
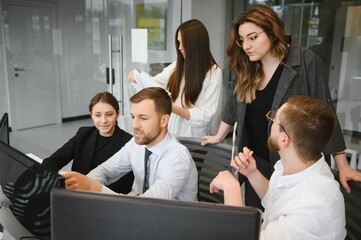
[14,67,25,71]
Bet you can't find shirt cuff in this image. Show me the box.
[100,185,118,195]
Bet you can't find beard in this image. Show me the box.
[267,136,280,152]
[134,128,162,146]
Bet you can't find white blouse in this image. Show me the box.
[152,61,223,138]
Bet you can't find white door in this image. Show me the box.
[7,2,57,130]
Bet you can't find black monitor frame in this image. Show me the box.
[0,140,65,238]
[0,113,10,145]
[51,188,261,240]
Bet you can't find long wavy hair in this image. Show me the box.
[168,19,217,107]
[227,4,289,103]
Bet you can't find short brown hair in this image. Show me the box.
[89,92,119,113]
[280,96,336,161]
[129,87,172,116]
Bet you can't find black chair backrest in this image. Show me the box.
[177,137,235,203]
[332,169,361,240]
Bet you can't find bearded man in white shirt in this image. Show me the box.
[61,87,198,201]
[210,95,346,240]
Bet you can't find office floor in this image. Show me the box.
[10,119,93,160]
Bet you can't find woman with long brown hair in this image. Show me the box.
[129,19,223,138]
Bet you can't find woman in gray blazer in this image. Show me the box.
[202,4,361,209]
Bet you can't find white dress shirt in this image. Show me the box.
[152,61,223,137]
[260,156,346,240]
[87,133,198,201]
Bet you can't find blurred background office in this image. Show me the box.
[0,0,360,167]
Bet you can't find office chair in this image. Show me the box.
[332,169,361,240]
[177,137,236,203]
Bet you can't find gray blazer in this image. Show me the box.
[222,45,346,166]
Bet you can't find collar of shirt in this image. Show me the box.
[274,155,325,188]
[146,133,172,158]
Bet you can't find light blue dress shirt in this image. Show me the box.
[87,133,198,201]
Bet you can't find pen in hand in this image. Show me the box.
[231,147,253,176]
[231,122,238,176]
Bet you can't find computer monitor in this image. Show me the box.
[0,141,65,239]
[51,189,261,240]
[0,113,10,145]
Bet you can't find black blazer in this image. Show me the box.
[42,126,134,194]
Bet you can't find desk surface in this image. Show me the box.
[0,188,32,239]
[26,153,43,163]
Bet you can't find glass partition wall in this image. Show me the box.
[0,0,179,132]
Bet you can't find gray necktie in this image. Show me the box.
[142,148,152,193]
